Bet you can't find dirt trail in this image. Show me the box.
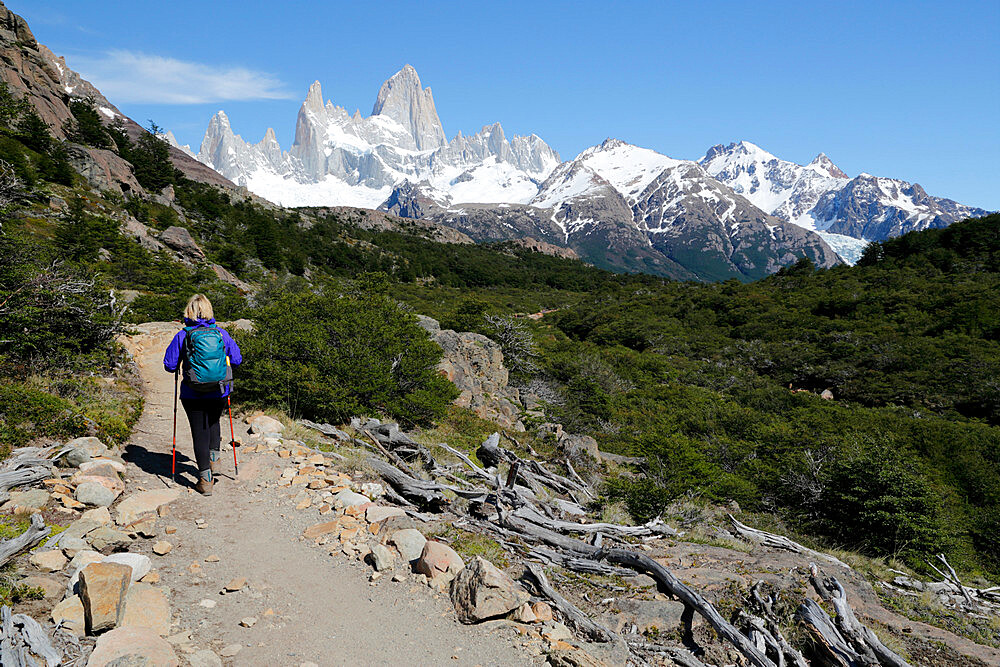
[120,322,533,666]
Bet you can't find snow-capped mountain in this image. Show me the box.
[383,138,841,281]
[700,141,989,262]
[192,67,989,276]
[196,65,560,208]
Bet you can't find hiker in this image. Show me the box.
[163,294,242,495]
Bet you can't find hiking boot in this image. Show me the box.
[195,477,214,496]
[210,455,221,476]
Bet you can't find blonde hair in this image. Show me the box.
[184,294,214,321]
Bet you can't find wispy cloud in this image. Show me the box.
[71,50,294,104]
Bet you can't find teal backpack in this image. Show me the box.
[181,325,232,393]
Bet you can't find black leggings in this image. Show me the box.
[180,398,225,473]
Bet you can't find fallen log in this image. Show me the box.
[600,548,776,667]
[513,504,676,540]
[626,639,707,667]
[729,515,850,569]
[499,507,777,667]
[796,598,868,666]
[11,613,61,667]
[746,581,809,667]
[366,458,450,510]
[805,564,911,667]
[0,514,50,569]
[529,547,634,577]
[0,467,51,495]
[930,553,976,607]
[523,562,620,644]
[437,443,494,484]
[479,433,591,497]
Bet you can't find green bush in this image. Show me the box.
[0,233,123,375]
[817,447,944,560]
[0,382,88,455]
[236,280,458,425]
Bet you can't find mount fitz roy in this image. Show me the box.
[191,65,990,280]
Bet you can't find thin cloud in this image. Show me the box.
[71,50,295,104]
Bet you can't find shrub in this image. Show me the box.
[236,281,458,425]
[0,234,124,375]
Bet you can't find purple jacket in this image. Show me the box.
[163,318,243,399]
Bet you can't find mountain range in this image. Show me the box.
[190,65,989,279]
[5,0,984,283]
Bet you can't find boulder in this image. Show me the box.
[79,458,126,474]
[562,433,600,460]
[449,556,530,624]
[81,506,112,525]
[62,447,92,468]
[64,145,143,196]
[87,626,179,666]
[158,226,205,261]
[510,602,537,623]
[87,525,132,552]
[19,574,62,599]
[2,488,50,511]
[121,583,171,635]
[60,536,92,556]
[821,389,834,400]
[63,518,102,541]
[532,601,554,622]
[115,489,181,526]
[71,461,123,483]
[334,489,370,508]
[247,415,283,436]
[103,553,151,582]
[80,561,132,634]
[389,529,426,563]
[365,505,406,524]
[369,544,396,572]
[65,550,104,596]
[51,594,85,636]
[66,436,109,458]
[75,482,119,508]
[29,549,66,573]
[414,541,464,584]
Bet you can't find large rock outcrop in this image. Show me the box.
[64,144,143,196]
[417,316,523,430]
[0,2,233,188]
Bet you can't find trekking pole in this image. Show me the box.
[227,395,239,478]
[171,367,179,484]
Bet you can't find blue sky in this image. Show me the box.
[17,0,1000,209]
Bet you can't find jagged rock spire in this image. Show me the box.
[371,65,446,151]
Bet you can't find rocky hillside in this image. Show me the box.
[0,2,231,189]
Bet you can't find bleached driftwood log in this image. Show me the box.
[0,514,50,569]
[0,604,62,667]
[800,563,911,667]
[729,515,850,569]
[523,562,620,643]
[513,504,676,540]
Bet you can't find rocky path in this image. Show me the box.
[120,322,533,666]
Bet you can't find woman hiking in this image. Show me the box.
[163,294,242,495]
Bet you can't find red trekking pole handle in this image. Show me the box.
[228,394,238,478]
[171,367,179,483]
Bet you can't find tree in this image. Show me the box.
[129,122,174,191]
[0,82,29,128]
[0,159,25,230]
[55,198,116,263]
[815,448,943,560]
[63,98,110,148]
[15,108,50,154]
